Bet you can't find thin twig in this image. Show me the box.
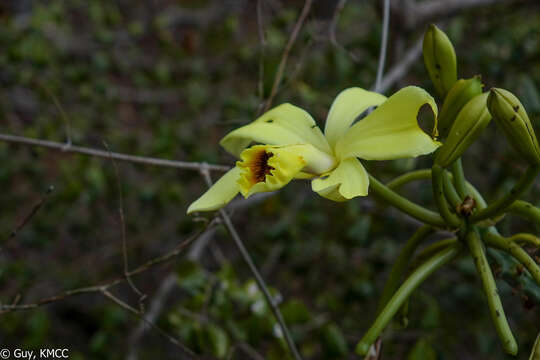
[263,0,313,112]
[256,0,267,115]
[125,227,218,360]
[7,185,55,242]
[0,222,218,313]
[328,0,360,63]
[198,167,303,360]
[103,140,146,311]
[37,82,72,148]
[375,37,423,93]
[374,0,390,92]
[0,133,230,172]
[100,288,198,359]
[329,0,347,46]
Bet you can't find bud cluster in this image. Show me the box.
[423,24,540,166]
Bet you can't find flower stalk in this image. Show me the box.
[376,226,434,314]
[470,165,540,223]
[368,175,446,227]
[356,243,461,355]
[466,230,518,355]
[432,165,461,227]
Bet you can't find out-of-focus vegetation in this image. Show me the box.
[0,0,539,359]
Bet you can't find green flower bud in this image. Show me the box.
[438,76,483,138]
[487,88,540,165]
[435,92,492,167]
[423,24,457,98]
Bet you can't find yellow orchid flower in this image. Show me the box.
[187,86,440,213]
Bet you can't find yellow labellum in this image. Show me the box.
[236,144,336,198]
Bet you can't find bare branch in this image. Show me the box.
[256,0,267,114]
[375,36,423,93]
[125,227,218,360]
[7,185,54,244]
[374,0,391,92]
[100,288,198,359]
[0,133,230,172]
[263,0,313,112]
[198,168,303,360]
[103,141,146,310]
[0,222,219,314]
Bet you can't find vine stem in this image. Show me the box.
[368,175,446,227]
[484,233,540,286]
[432,165,460,227]
[507,200,540,226]
[442,169,461,209]
[376,225,434,314]
[356,243,461,355]
[451,159,468,198]
[387,169,432,190]
[471,165,540,223]
[508,233,540,248]
[466,230,517,355]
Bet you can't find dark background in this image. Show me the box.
[1,0,539,359]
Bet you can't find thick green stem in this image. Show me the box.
[376,226,434,314]
[451,159,468,198]
[466,181,487,209]
[432,165,461,227]
[369,175,446,227]
[484,232,540,286]
[355,243,461,355]
[410,237,458,269]
[443,170,461,209]
[530,333,540,360]
[387,169,432,190]
[471,165,540,223]
[466,230,518,355]
[507,200,540,226]
[508,233,540,248]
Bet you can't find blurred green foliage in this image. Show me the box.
[0,0,539,359]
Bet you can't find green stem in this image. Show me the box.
[410,237,458,269]
[355,243,461,356]
[466,181,501,235]
[443,170,461,209]
[376,226,434,314]
[432,165,461,227]
[508,233,540,248]
[507,200,540,226]
[387,169,432,190]
[369,175,446,228]
[466,181,487,209]
[471,165,540,223]
[451,159,468,198]
[466,230,518,355]
[530,333,540,360]
[484,232,540,286]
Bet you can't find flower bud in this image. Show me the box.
[423,24,457,98]
[487,88,540,165]
[435,92,492,167]
[438,76,483,138]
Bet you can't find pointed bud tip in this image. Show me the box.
[487,88,540,165]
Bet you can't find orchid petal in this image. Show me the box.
[324,87,387,149]
[187,167,240,214]
[311,157,369,202]
[335,86,441,160]
[220,103,332,157]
